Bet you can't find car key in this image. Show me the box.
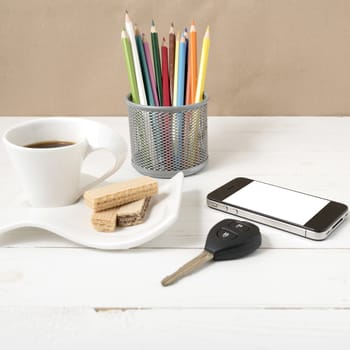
[161,219,261,286]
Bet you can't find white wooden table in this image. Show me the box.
[0,117,349,349]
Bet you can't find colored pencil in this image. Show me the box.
[121,30,140,104]
[183,28,189,105]
[161,37,172,166]
[183,29,191,163]
[151,20,163,105]
[175,34,186,167]
[125,11,147,105]
[182,28,190,161]
[161,38,171,106]
[184,28,191,105]
[189,21,197,104]
[195,26,210,102]
[169,22,175,103]
[135,26,155,106]
[177,34,186,106]
[142,34,159,106]
[173,32,180,106]
[183,27,189,40]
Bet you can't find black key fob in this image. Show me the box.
[205,219,262,261]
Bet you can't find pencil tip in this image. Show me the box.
[184,28,188,39]
[192,19,195,25]
[125,10,128,14]
[190,21,196,32]
[171,22,174,27]
[151,19,155,26]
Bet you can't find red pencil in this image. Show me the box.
[161,38,171,106]
[161,37,172,168]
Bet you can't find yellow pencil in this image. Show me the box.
[195,26,210,103]
[173,32,180,106]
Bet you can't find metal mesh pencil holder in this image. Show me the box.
[126,94,208,178]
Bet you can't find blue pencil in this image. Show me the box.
[177,35,186,106]
[175,34,187,167]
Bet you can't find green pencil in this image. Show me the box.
[121,29,140,104]
[151,20,163,105]
[135,27,155,106]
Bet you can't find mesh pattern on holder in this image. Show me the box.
[126,94,208,178]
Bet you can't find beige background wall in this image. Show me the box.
[1,0,350,116]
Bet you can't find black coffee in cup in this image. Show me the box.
[25,141,75,149]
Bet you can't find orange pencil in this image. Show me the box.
[189,20,197,104]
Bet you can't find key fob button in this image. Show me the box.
[216,228,238,240]
[230,223,250,232]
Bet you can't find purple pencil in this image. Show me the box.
[142,33,159,106]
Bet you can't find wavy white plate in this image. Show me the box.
[0,172,184,249]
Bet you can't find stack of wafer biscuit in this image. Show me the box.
[84,176,158,232]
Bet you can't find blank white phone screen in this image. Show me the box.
[223,181,329,225]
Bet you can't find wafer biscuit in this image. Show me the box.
[84,176,158,212]
[117,197,151,227]
[91,197,151,232]
[91,207,119,232]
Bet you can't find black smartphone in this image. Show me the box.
[207,177,348,240]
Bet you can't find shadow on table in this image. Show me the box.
[0,227,74,247]
[141,189,204,249]
[207,117,275,172]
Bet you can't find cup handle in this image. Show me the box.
[75,122,127,200]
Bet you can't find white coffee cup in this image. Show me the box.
[3,117,127,207]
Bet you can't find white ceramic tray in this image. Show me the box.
[0,172,184,249]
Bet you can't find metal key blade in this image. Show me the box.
[161,250,214,286]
